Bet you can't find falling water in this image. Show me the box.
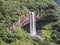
[30,12,36,36]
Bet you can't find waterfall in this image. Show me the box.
[30,12,36,36]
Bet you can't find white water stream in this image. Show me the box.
[30,12,36,36]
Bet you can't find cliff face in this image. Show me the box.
[9,14,31,29]
[9,14,44,29]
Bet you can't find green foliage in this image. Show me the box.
[41,24,51,41]
[42,30,51,40]
[0,29,53,45]
[0,0,59,30]
[51,30,60,44]
[52,21,60,32]
[41,22,60,44]
[0,0,60,45]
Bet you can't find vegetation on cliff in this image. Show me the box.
[0,0,60,45]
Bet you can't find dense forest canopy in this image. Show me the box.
[0,0,59,29]
[0,0,60,45]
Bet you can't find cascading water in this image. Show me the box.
[30,12,36,36]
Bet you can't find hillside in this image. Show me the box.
[0,28,54,45]
[0,0,60,45]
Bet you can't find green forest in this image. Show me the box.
[0,0,60,45]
